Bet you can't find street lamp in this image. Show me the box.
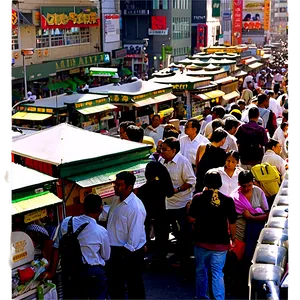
[21,48,34,98]
[12,99,35,111]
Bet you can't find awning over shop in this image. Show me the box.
[133,98,156,107]
[196,90,225,101]
[12,112,53,121]
[244,57,258,64]
[47,81,70,91]
[90,67,118,77]
[222,91,240,101]
[76,103,117,115]
[248,62,263,69]
[154,93,177,102]
[67,160,150,188]
[12,192,62,215]
[73,77,86,86]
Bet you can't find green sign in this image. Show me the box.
[89,70,117,77]
[54,53,110,71]
[212,0,221,17]
[74,97,108,109]
[165,46,173,55]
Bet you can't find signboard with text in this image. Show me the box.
[12,9,18,28]
[192,0,207,25]
[264,0,271,31]
[104,14,120,43]
[232,0,243,45]
[212,0,221,17]
[151,16,167,30]
[124,44,143,58]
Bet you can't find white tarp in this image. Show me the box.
[12,123,150,166]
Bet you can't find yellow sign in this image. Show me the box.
[12,239,28,262]
[46,12,98,26]
[75,98,107,108]
[13,251,28,263]
[24,208,47,224]
[172,83,188,90]
[264,0,271,31]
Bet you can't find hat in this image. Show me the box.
[251,96,258,103]
[25,224,49,238]
[230,109,242,116]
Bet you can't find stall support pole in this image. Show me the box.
[61,179,67,219]
[186,91,191,119]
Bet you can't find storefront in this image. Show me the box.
[212,76,239,106]
[150,72,218,119]
[88,80,177,125]
[11,162,63,299]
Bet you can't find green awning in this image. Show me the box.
[67,160,150,188]
[47,81,70,91]
[73,77,86,86]
[64,79,77,91]
[27,62,56,81]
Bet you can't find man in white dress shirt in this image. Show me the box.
[107,171,146,299]
[204,105,226,138]
[266,90,282,118]
[160,137,196,268]
[48,194,111,299]
[199,107,212,135]
[144,114,165,146]
[262,138,287,179]
[180,118,210,170]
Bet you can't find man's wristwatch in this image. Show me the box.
[177,187,182,193]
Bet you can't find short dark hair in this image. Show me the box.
[152,114,161,121]
[210,127,227,143]
[248,106,260,119]
[119,120,135,130]
[225,150,240,162]
[282,109,288,121]
[212,118,225,131]
[238,170,254,185]
[116,171,136,188]
[163,128,179,139]
[280,122,288,130]
[212,105,226,118]
[187,118,201,134]
[203,169,222,189]
[84,194,103,214]
[126,125,144,142]
[224,118,240,131]
[265,138,280,150]
[237,99,246,106]
[257,94,268,105]
[163,137,180,154]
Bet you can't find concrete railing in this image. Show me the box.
[248,172,289,300]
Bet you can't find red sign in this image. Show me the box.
[151,16,166,30]
[197,24,207,48]
[232,0,243,45]
[12,9,18,28]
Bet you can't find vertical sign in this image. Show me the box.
[12,9,18,28]
[264,0,271,30]
[197,24,206,48]
[104,14,120,43]
[212,0,221,17]
[232,0,243,45]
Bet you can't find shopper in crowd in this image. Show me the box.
[240,81,254,105]
[216,150,244,197]
[188,169,237,300]
[119,121,135,140]
[195,128,227,193]
[266,90,282,118]
[136,161,174,266]
[262,138,288,179]
[180,118,209,170]
[43,194,110,299]
[272,122,288,160]
[107,171,146,299]
[203,105,226,138]
[235,106,268,170]
[199,106,212,135]
[159,137,196,271]
[144,114,165,146]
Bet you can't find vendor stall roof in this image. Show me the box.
[88,79,172,95]
[12,112,53,121]
[213,76,238,84]
[244,56,258,64]
[197,90,225,100]
[12,191,62,215]
[222,91,240,101]
[76,103,117,115]
[12,123,151,167]
[150,73,211,84]
[68,160,150,188]
[11,162,58,191]
[248,62,263,69]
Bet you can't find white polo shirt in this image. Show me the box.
[262,150,287,178]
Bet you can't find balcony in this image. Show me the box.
[122,0,150,15]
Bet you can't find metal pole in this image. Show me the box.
[23,54,27,98]
[141,50,144,79]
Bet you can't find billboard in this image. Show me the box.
[104,14,120,43]
[192,0,207,25]
[232,0,243,45]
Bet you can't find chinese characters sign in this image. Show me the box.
[242,0,265,31]
[12,9,18,28]
[232,0,243,45]
[264,0,271,31]
[41,6,99,29]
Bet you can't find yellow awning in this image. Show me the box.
[12,112,53,121]
[248,62,263,69]
[222,91,240,101]
[153,93,177,102]
[133,98,156,107]
[76,103,117,115]
[204,90,225,99]
[12,193,62,215]
[158,107,174,117]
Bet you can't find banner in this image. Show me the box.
[12,9,18,28]
[232,0,243,45]
[264,0,271,30]
[192,0,207,25]
[197,24,206,48]
[104,14,120,43]
[212,0,221,17]
[151,16,167,30]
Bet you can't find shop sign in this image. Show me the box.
[232,0,243,45]
[95,183,115,198]
[75,97,108,109]
[124,44,143,58]
[148,29,169,35]
[110,94,131,103]
[104,14,120,43]
[55,53,110,71]
[19,106,54,114]
[12,9,18,28]
[264,0,271,30]
[222,11,232,21]
[124,9,150,15]
[172,83,189,90]
[41,6,99,29]
[192,0,207,25]
[11,232,35,269]
[193,80,212,89]
[112,48,127,59]
[82,122,100,132]
[151,16,167,30]
[212,0,221,17]
[24,208,47,224]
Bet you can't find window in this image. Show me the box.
[12,29,19,50]
[36,28,50,48]
[65,27,80,45]
[80,28,90,43]
[51,28,65,47]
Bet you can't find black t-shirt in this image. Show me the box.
[188,190,237,245]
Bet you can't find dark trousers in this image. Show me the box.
[63,265,107,300]
[107,246,146,299]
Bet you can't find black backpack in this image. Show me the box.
[60,216,89,275]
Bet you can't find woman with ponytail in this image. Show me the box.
[188,169,237,300]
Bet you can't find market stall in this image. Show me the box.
[11,162,63,300]
[88,80,177,125]
[212,76,239,106]
[150,71,217,119]
[12,123,152,216]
